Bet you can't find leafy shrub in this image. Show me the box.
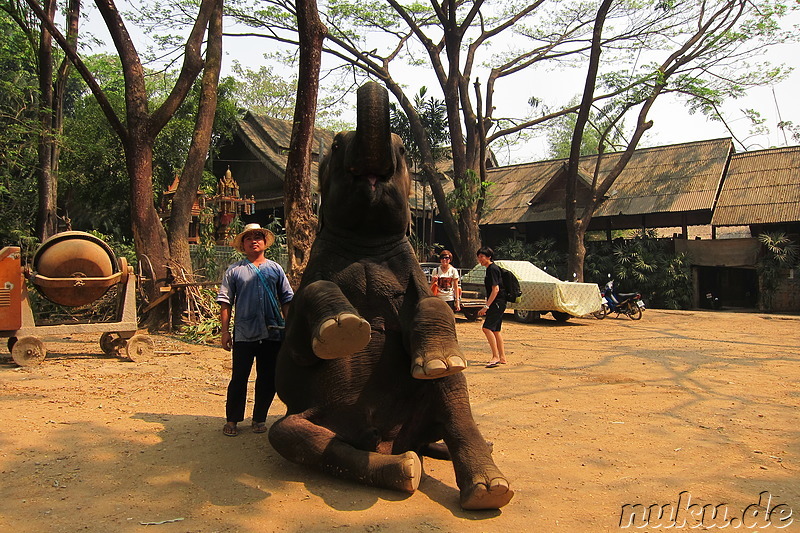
[756,232,799,310]
[496,237,565,278]
[586,231,692,309]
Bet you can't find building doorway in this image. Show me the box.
[696,266,758,309]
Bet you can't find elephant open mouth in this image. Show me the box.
[364,174,392,193]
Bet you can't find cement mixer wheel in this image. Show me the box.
[7,336,17,353]
[11,336,46,366]
[126,334,155,362]
[99,332,126,355]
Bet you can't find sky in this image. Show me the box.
[215,10,800,166]
[85,2,800,167]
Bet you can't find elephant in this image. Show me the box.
[268,81,513,511]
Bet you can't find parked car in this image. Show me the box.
[460,260,603,322]
[419,262,441,283]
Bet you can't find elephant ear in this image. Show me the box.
[346,82,394,178]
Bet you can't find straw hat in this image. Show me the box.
[231,223,275,252]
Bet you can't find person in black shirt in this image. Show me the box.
[476,246,506,368]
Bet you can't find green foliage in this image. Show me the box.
[756,232,799,310]
[546,102,625,159]
[585,231,692,309]
[445,169,493,220]
[153,76,242,196]
[81,230,136,270]
[390,87,450,168]
[227,61,344,129]
[229,61,297,120]
[0,11,39,245]
[59,55,131,239]
[495,237,565,279]
[57,55,243,242]
[178,287,223,345]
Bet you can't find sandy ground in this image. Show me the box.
[1,309,799,532]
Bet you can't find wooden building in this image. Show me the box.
[213,112,336,220]
[479,138,734,244]
[213,112,452,256]
[213,113,799,310]
[478,139,800,311]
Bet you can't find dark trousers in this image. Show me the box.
[226,339,281,424]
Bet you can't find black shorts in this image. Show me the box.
[482,300,506,331]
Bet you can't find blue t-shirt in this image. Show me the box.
[217,259,294,342]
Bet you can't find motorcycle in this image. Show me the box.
[594,280,645,320]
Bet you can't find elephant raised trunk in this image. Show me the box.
[346,81,395,178]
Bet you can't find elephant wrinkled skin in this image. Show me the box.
[268,82,513,510]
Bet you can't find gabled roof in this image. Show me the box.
[480,138,734,225]
[711,146,800,226]
[229,113,450,214]
[527,163,596,207]
[235,112,337,186]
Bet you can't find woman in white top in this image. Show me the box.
[431,250,462,312]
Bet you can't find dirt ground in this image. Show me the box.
[1,309,799,532]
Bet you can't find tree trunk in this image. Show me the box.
[283,0,327,288]
[442,77,482,268]
[566,220,587,283]
[454,208,480,268]
[127,134,171,293]
[27,0,216,328]
[167,0,223,276]
[383,78,462,255]
[35,0,57,241]
[565,0,612,282]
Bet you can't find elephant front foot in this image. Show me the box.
[312,313,371,359]
[460,476,514,510]
[409,296,467,379]
[411,352,467,379]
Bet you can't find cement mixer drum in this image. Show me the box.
[32,231,119,307]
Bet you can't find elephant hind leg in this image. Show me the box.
[269,414,421,493]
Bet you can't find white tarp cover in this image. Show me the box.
[463,260,602,316]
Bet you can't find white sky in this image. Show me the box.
[218,14,799,165]
[85,3,800,166]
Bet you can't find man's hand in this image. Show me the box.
[221,330,232,351]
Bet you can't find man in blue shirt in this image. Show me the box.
[217,223,293,437]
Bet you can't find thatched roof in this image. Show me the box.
[235,112,337,190]
[231,112,453,214]
[711,146,800,226]
[480,138,734,226]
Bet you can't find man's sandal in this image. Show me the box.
[223,422,238,437]
[252,422,268,434]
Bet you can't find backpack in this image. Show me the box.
[499,267,522,303]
